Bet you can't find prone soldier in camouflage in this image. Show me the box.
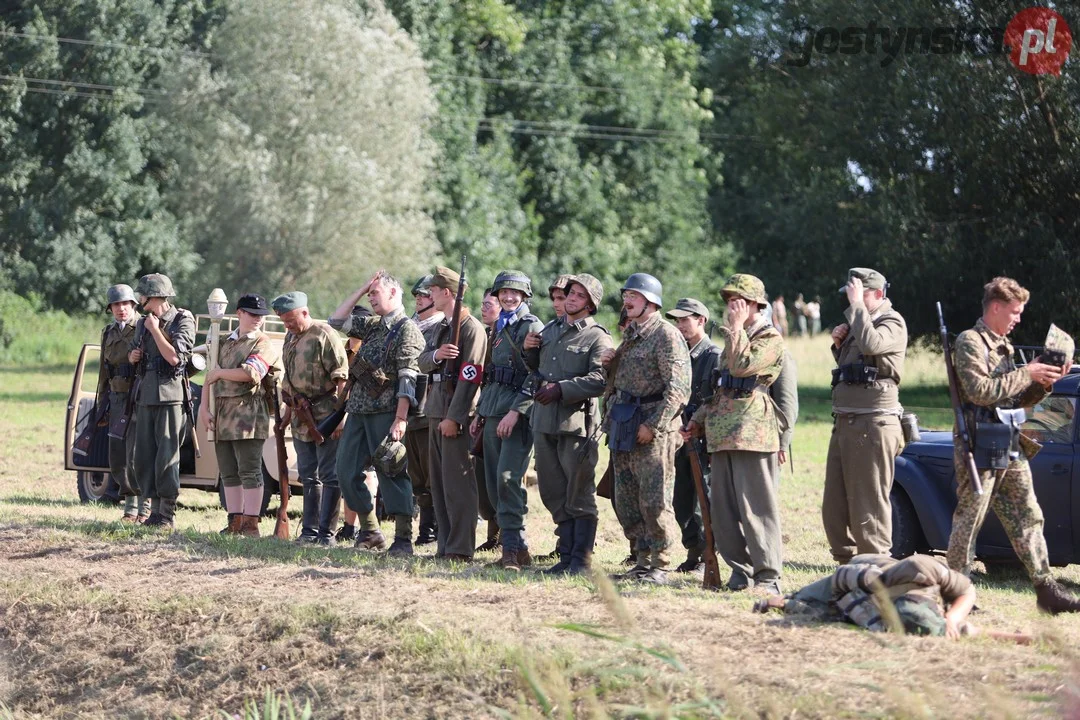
[329,271,425,555]
[524,273,613,574]
[822,268,907,562]
[685,273,785,594]
[419,265,489,561]
[98,284,150,522]
[945,277,1080,614]
[129,273,196,528]
[755,554,977,639]
[405,275,444,545]
[200,294,280,537]
[601,273,691,584]
[273,291,349,544]
[474,271,544,569]
[665,298,722,573]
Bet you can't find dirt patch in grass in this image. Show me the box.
[0,525,1077,719]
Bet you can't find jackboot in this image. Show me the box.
[540,520,575,576]
[416,505,437,545]
[567,516,597,575]
[316,485,341,545]
[299,484,322,542]
[1035,577,1080,614]
[240,514,261,538]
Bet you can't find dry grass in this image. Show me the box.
[2,362,1080,718]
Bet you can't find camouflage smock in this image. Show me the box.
[524,316,612,436]
[281,320,349,442]
[477,303,544,419]
[953,318,1048,442]
[213,330,280,441]
[607,312,690,434]
[692,317,784,453]
[330,306,424,416]
[96,318,140,396]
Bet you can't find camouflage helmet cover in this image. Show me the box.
[492,270,533,299]
[720,273,768,307]
[105,284,136,310]
[373,435,408,477]
[620,273,663,307]
[412,274,434,297]
[567,273,604,314]
[135,273,175,299]
[548,274,574,296]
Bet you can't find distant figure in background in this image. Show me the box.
[807,296,822,337]
[793,294,808,337]
[772,295,788,336]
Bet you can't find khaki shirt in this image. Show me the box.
[418,309,487,427]
[831,297,907,412]
[525,316,612,436]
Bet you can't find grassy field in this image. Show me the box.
[1,336,1079,718]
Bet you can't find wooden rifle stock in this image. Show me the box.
[269,385,291,539]
[445,255,468,402]
[687,438,722,590]
[938,302,983,495]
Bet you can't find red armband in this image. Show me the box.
[459,363,483,385]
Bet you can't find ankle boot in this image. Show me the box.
[541,520,575,575]
[1036,577,1080,614]
[145,498,176,529]
[317,485,341,543]
[220,514,243,535]
[240,515,261,538]
[568,516,597,575]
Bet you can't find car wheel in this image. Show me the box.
[890,487,929,558]
[76,471,120,504]
[216,463,281,516]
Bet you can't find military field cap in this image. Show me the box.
[666,297,710,322]
[429,265,467,294]
[839,267,887,293]
[271,291,308,314]
[135,273,175,299]
[236,293,270,316]
[721,274,768,307]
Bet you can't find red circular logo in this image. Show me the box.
[1005,8,1072,75]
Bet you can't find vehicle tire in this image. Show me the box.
[890,487,929,558]
[76,471,121,504]
[216,463,280,517]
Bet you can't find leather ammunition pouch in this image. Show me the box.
[973,422,1018,470]
[484,364,530,390]
[713,368,766,399]
[831,363,879,388]
[142,356,185,378]
[608,402,644,452]
[349,356,391,398]
[105,361,135,379]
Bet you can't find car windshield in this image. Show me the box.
[1023,396,1076,445]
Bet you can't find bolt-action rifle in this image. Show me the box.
[938,302,982,495]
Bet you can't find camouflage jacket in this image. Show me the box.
[477,304,544,419]
[214,330,280,441]
[418,309,487,427]
[330,306,424,416]
[607,312,690,435]
[97,318,140,396]
[282,321,348,442]
[692,317,784,453]
[831,297,907,412]
[525,316,612,436]
[134,306,195,406]
[953,318,1048,437]
[406,311,445,431]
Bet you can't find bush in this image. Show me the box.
[0,292,102,366]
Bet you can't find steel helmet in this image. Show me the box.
[373,435,408,477]
[567,274,604,314]
[105,284,136,310]
[720,274,768,307]
[620,273,663,307]
[492,270,533,299]
[412,274,434,297]
[135,273,175,299]
[548,274,573,297]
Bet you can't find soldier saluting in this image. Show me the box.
[128,273,196,529]
[523,274,612,575]
[822,268,907,563]
[945,277,1080,613]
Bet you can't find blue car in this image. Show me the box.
[892,368,1078,565]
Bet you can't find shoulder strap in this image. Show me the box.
[380,316,410,365]
[499,323,529,371]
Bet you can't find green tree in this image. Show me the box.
[158,0,439,315]
[0,0,209,312]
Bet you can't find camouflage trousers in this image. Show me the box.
[612,430,680,568]
[946,448,1050,582]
